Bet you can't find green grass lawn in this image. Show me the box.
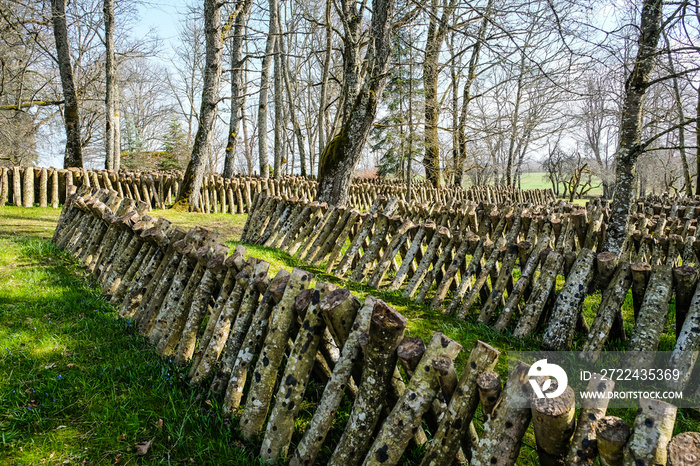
[1,206,699,465]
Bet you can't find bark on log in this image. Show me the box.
[290,297,377,466]
[327,300,407,466]
[397,336,426,377]
[404,227,450,299]
[565,374,614,465]
[211,260,273,395]
[362,333,462,466]
[387,223,430,291]
[430,234,477,309]
[673,266,698,338]
[189,265,252,385]
[631,262,652,321]
[582,262,632,362]
[531,386,576,466]
[239,268,313,439]
[477,370,502,419]
[479,243,519,324]
[667,432,700,466]
[543,248,597,350]
[470,361,533,466]
[420,340,500,466]
[445,238,489,315]
[668,279,700,390]
[626,265,674,368]
[366,218,415,288]
[513,251,563,338]
[415,233,457,303]
[597,416,631,466]
[222,269,290,411]
[623,399,677,466]
[260,282,338,462]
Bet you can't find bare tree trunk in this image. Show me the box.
[104,0,116,170]
[318,0,332,169]
[422,0,458,188]
[273,21,284,178]
[316,0,396,205]
[257,0,279,180]
[603,0,664,254]
[51,0,83,168]
[223,0,253,178]
[664,36,692,196]
[173,0,223,210]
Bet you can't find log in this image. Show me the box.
[419,340,501,466]
[396,336,426,377]
[543,248,597,350]
[513,251,563,338]
[429,234,477,308]
[581,262,632,362]
[668,279,700,390]
[22,166,33,207]
[320,289,361,347]
[404,226,450,299]
[626,265,673,368]
[222,269,290,411]
[673,266,698,337]
[362,333,462,466]
[667,432,700,466]
[479,243,519,324]
[477,370,502,419]
[386,223,430,291]
[595,252,618,291]
[0,168,8,206]
[493,235,550,332]
[445,238,488,315]
[189,265,252,385]
[631,262,652,321]
[415,233,457,303]
[470,361,533,466]
[239,268,313,439]
[327,300,407,466]
[531,386,576,466]
[260,282,338,462]
[623,399,677,465]
[597,416,631,466]
[565,374,614,465]
[290,297,377,466]
[366,219,415,288]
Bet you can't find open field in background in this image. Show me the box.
[1,207,699,464]
[463,172,605,202]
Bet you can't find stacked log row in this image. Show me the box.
[51,186,698,466]
[0,165,555,213]
[242,193,700,361]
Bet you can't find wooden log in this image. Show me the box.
[565,374,614,465]
[512,250,563,338]
[543,248,597,350]
[673,266,698,337]
[626,265,673,367]
[213,260,275,395]
[668,279,700,390]
[396,336,425,377]
[479,243,519,324]
[172,251,232,364]
[362,333,462,466]
[445,238,488,315]
[39,168,48,207]
[222,269,290,411]
[623,399,677,465]
[493,235,551,332]
[429,234,477,308]
[477,370,502,419]
[290,297,377,466]
[386,223,430,291]
[631,261,652,321]
[0,168,8,206]
[22,166,33,207]
[186,263,239,375]
[320,289,361,348]
[419,340,500,466]
[260,282,338,462]
[581,262,632,361]
[595,251,618,291]
[470,361,533,466]
[667,432,700,466]
[597,416,631,466]
[239,268,313,439]
[350,213,396,283]
[531,386,576,466]
[189,265,252,384]
[310,208,357,266]
[327,300,407,466]
[367,219,416,288]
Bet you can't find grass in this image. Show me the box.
[2,206,700,465]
